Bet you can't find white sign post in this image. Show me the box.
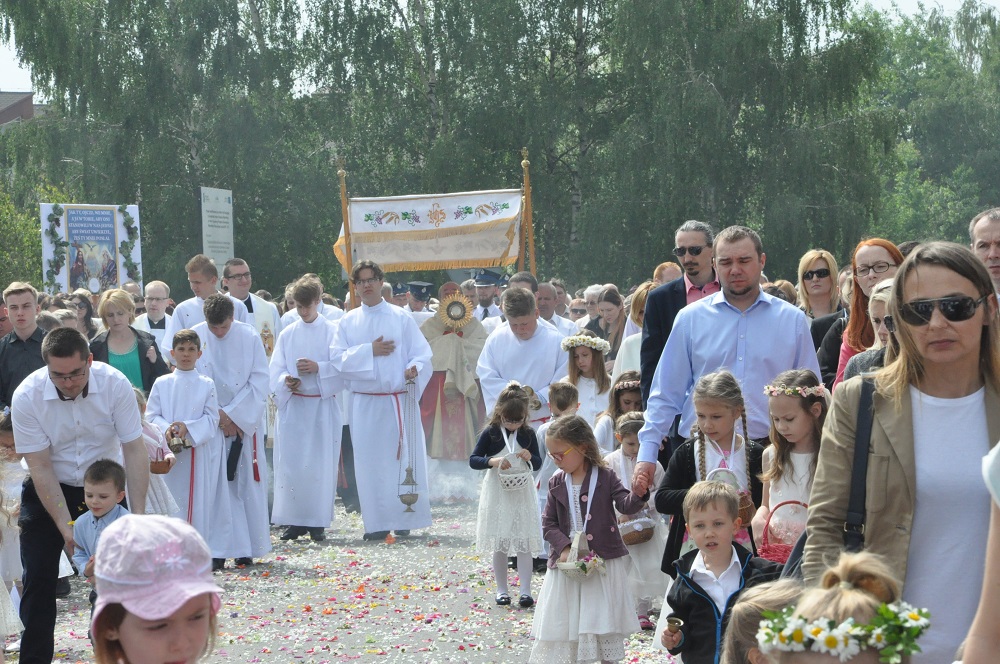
[200,187,234,276]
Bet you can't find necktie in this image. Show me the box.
[481,308,489,320]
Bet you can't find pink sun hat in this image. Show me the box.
[91,514,222,626]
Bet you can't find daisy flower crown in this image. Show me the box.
[561,334,611,354]
[757,602,930,663]
[763,383,827,399]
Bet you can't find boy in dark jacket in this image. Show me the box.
[661,481,781,664]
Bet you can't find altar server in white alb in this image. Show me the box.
[279,273,344,327]
[193,294,270,567]
[332,260,434,541]
[146,328,231,569]
[271,276,364,541]
[161,254,250,361]
[477,287,569,430]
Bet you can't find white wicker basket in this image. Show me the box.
[497,453,533,492]
[556,531,603,578]
[619,516,656,545]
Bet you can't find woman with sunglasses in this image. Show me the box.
[819,238,904,389]
[71,288,101,340]
[804,242,1000,663]
[796,249,840,319]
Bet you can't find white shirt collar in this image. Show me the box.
[691,545,740,579]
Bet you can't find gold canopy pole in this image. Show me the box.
[521,147,536,275]
[337,157,356,305]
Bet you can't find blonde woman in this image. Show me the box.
[90,288,169,392]
[796,249,840,319]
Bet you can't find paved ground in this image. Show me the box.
[44,499,666,663]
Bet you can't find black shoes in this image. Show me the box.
[234,557,253,567]
[495,593,511,606]
[280,526,308,541]
[533,557,548,573]
[519,594,535,608]
[212,558,225,572]
[55,577,71,598]
[362,530,390,541]
[308,528,326,542]
[394,529,410,537]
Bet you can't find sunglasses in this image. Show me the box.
[803,268,831,280]
[570,308,586,315]
[898,295,987,326]
[673,245,707,258]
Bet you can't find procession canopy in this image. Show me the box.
[333,189,523,273]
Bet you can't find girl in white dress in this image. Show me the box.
[132,388,179,516]
[592,371,642,453]
[603,412,668,631]
[470,383,543,607]
[751,369,827,561]
[559,333,611,428]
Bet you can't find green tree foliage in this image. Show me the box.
[0,0,998,294]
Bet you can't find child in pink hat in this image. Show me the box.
[90,514,222,664]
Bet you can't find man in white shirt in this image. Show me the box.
[13,327,149,664]
[476,288,568,428]
[575,284,604,330]
[132,280,172,347]
[537,282,577,337]
[161,254,250,360]
[970,207,1000,292]
[472,270,502,320]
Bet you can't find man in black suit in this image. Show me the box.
[639,220,718,464]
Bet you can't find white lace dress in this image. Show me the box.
[475,432,543,555]
[530,482,639,663]
[763,451,813,550]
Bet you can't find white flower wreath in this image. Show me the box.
[560,334,611,354]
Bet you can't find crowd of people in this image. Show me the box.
[0,209,999,663]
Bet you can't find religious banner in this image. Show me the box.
[200,186,234,272]
[333,189,523,273]
[40,203,142,294]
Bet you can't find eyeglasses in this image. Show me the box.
[227,271,252,281]
[802,268,831,280]
[673,245,707,257]
[144,296,167,303]
[49,368,87,383]
[898,295,987,326]
[570,308,586,315]
[854,261,893,277]
[547,447,578,462]
[354,277,380,287]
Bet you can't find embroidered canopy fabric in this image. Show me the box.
[334,189,523,272]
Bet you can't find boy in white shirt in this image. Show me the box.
[661,481,780,664]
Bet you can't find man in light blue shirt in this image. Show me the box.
[633,226,821,490]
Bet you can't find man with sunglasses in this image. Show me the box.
[639,221,720,457]
[12,327,148,664]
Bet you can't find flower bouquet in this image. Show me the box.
[557,532,606,579]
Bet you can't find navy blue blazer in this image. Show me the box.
[639,276,688,407]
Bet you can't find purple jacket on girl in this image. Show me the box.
[543,465,649,568]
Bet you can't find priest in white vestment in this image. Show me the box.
[332,261,434,540]
[477,287,569,429]
[146,329,231,568]
[161,254,250,360]
[193,294,270,566]
[270,277,370,541]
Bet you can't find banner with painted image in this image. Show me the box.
[333,189,523,273]
[40,203,142,294]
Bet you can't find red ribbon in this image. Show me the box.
[443,330,464,337]
[252,433,261,482]
[187,448,195,524]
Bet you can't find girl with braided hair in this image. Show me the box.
[654,370,764,576]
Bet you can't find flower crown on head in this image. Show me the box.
[561,334,611,354]
[614,380,640,392]
[757,602,930,664]
[763,383,828,399]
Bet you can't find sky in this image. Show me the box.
[0,0,993,93]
